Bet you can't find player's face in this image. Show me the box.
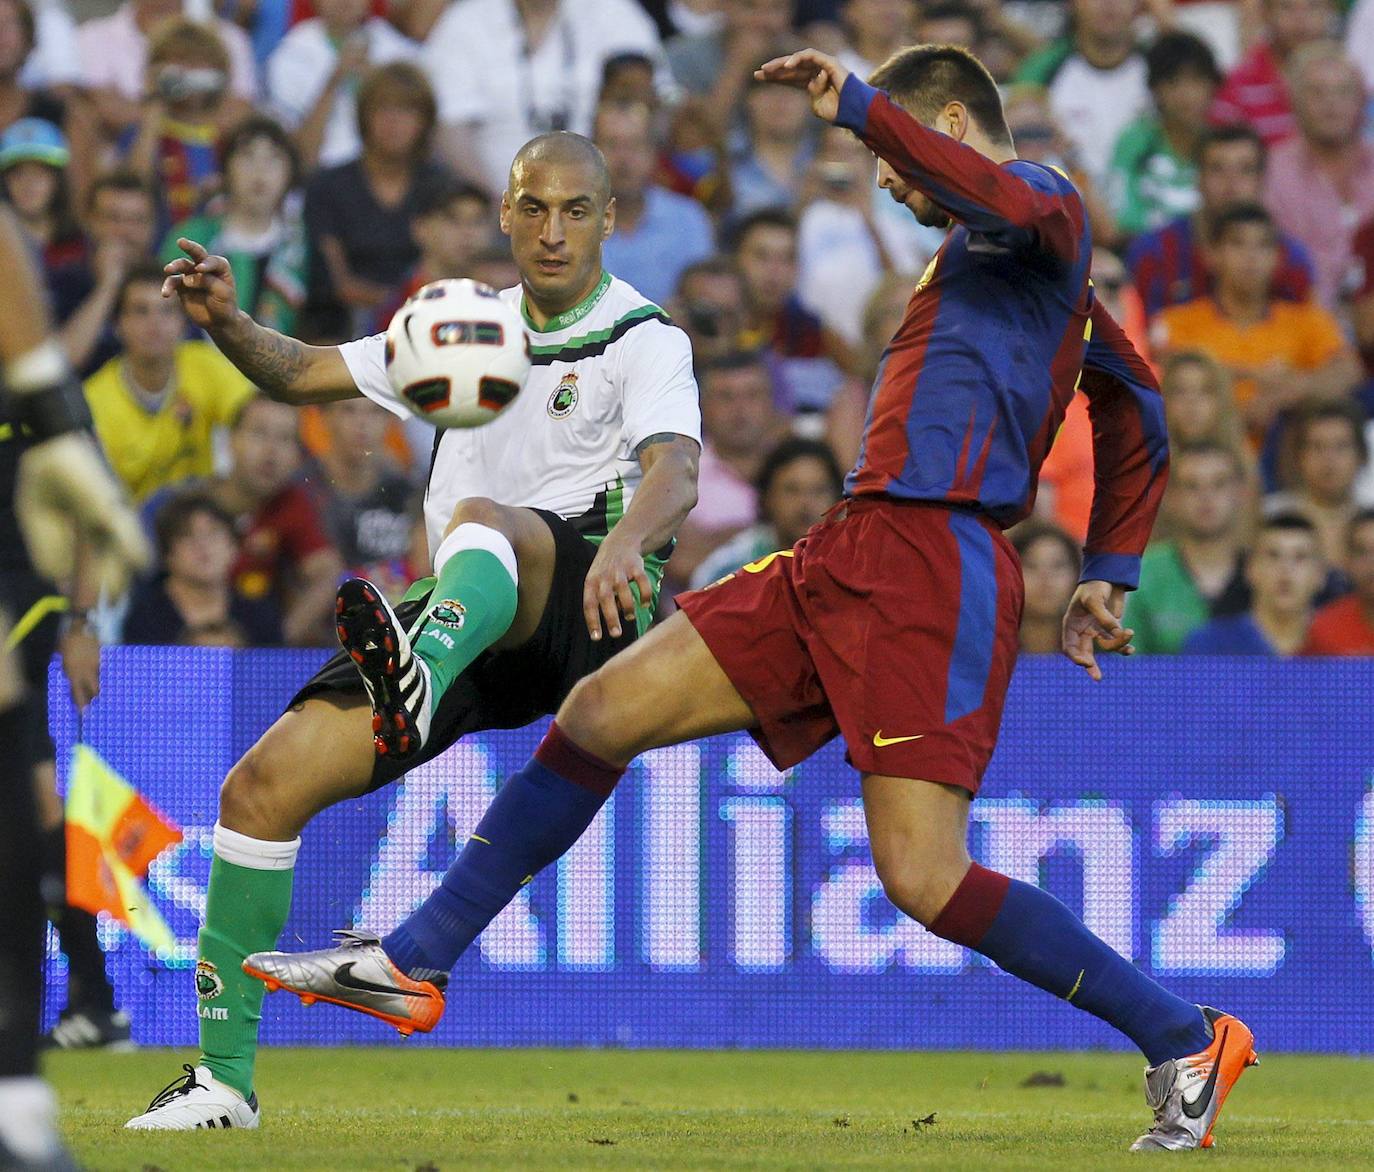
[1211,224,1278,298]
[1019,535,1079,623]
[116,282,184,361]
[876,158,950,228]
[1298,419,1362,504]
[1171,453,1242,541]
[763,456,839,547]
[1347,522,1374,604]
[736,225,798,312]
[1163,360,1222,443]
[1197,141,1263,211]
[231,399,302,499]
[1246,530,1325,613]
[166,509,238,587]
[501,158,612,312]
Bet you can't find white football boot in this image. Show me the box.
[124,1064,259,1131]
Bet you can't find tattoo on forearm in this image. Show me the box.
[634,432,684,456]
[219,322,307,395]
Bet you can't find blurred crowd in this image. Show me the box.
[7,0,1374,656]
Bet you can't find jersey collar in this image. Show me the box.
[521,269,611,334]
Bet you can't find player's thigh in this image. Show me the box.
[219,693,377,840]
[860,774,973,925]
[444,497,556,649]
[557,610,757,765]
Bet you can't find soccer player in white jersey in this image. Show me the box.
[126,132,701,1131]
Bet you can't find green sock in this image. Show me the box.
[197,826,298,1100]
[411,535,519,700]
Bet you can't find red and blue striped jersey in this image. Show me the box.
[835,76,1169,588]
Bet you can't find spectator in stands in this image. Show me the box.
[731,207,847,414]
[835,0,916,79]
[422,0,666,194]
[1210,0,1335,146]
[1107,31,1219,238]
[824,271,908,470]
[266,0,417,173]
[78,0,257,144]
[210,395,344,647]
[670,350,785,588]
[306,397,419,601]
[1356,215,1374,378]
[302,62,450,340]
[1128,442,1252,654]
[599,51,657,106]
[1303,510,1374,654]
[0,0,69,139]
[1128,124,1314,320]
[596,99,713,306]
[1151,204,1359,443]
[1350,0,1374,94]
[690,437,843,588]
[1183,512,1325,655]
[668,255,747,370]
[161,116,306,337]
[84,261,254,502]
[729,78,814,218]
[1010,523,1081,655]
[915,1,979,48]
[1266,399,1368,570]
[1264,43,1374,312]
[49,170,156,375]
[124,490,282,646]
[1158,350,1248,454]
[1013,0,1150,188]
[127,18,233,229]
[0,118,81,270]
[667,0,793,136]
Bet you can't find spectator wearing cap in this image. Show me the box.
[302,61,453,340]
[1303,510,1374,655]
[1010,523,1082,655]
[77,0,258,144]
[123,490,283,646]
[1127,125,1314,321]
[421,0,666,195]
[1151,204,1359,448]
[1263,42,1374,312]
[83,260,254,503]
[690,437,843,588]
[0,117,81,271]
[1210,0,1335,146]
[1012,0,1150,189]
[266,0,417,173]
[596,99,713,307]
[1107,31,1220,238]
[159,116,306,337]
[1183,512,1325,655]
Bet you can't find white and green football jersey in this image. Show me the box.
[340,272,701,611]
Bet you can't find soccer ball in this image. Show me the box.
[384,279,530,428]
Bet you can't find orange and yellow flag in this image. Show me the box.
[64,744,182,955]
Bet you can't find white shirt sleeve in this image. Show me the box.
[617,319,702,452]
[338,333,410,420]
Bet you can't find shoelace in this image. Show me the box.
[145,1064,200,1112]
[332,928,382,948]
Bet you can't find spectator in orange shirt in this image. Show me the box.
[1303,510,1374,654]
[1152,203,1361,445]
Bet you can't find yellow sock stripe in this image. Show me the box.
[3,593,68,652]
[469,834,491,845]
[1065,969,1084,1002]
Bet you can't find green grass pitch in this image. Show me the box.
[50,1048,1374,1170]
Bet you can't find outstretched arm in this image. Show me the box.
[162,238,360,405]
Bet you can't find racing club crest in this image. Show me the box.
[547,372,579,418]
[195,958,224,1001]
[430,599,467,630]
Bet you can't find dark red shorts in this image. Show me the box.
[677,498,1024,794]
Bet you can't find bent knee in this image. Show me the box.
[558,671,634,764]
[445,496,510,538]
[219,749,294,839]
[874,858,970,928]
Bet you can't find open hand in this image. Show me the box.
[754,48,850,123]
[1061,580,1133,681]
[162,238,240,331]
[583,530,651,642]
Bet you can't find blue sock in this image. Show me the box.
[930,863,1212,1066]
[384,723,623,977]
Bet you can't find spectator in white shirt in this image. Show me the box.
[267,0,416,172]
[420,0,666,195]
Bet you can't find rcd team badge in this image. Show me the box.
[547,372,579,418]
[195,958,225,1001]
[430,599,467,630]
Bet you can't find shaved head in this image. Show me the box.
[509,132,612,207]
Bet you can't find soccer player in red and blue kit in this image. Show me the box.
[250,45,1258,1151]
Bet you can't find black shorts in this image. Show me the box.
[289,508,637,792]
[0,565,60,763]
